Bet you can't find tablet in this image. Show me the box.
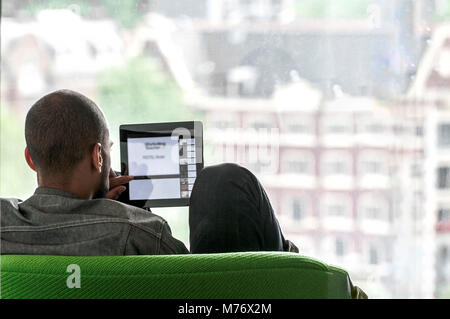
[119,121,203,208]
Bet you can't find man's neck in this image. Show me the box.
[37,171,94,200]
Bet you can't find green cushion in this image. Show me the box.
[0,252,352,299]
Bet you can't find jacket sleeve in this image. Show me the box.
[159,221,190,254]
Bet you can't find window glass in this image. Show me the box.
[206,112,239,130]
[281,114,314,134]
[2,0,449,299]
[438,167,450,189]
[335,237,346,257]
[292,199,303,221]
[369,244,379,265]
[358,152,389,176]
[359,194,389,221]
[322,151,352,175]
[322,114,353,135]
[322,193,352,218]
[281,150,314,174]
[438,208,450,222]
[438,124,450,147]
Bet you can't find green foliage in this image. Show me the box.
[25,0,93,18]
[100,0,149,29]
[295,0,372,19]
[97,55,197,168]
[0,104,37,199]
[433,0,450,21]
[25,0,147,29]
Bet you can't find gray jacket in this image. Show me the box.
[0,187,189,256]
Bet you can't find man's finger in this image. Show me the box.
[106,185,126,200]
[109,175,133,189]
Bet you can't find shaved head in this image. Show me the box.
[25,89,108,175]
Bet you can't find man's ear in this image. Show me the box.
[24,147,36,172]
[91,143,103,173]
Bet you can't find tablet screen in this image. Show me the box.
[120,121,203,208]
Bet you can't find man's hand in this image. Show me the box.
[106,169,133,200]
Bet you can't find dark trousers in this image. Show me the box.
[189,163,289,254]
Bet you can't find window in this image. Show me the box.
[283,195,311,225]
[411,163,423,178]
[322,193,352,218]
[437,167,450,189]
[292,199,303,221]
[328,204,347,216]
[358,194,389,221]
[206,112,239,130]
[322,114,353,135]
[2,0,445,299]
[245,114,275,131]
[357,116,388,135]
[322,151,352,176]
[439,246,448,264]
[281,114,314,134]
[369,245,379,265]
[286,161,309,174]
[335,237,346,257]
[438,208,450,222]
[438,124,450,147]
[358,151,389,176]
[415,125,424,137]
[281,150,314,175]
[412,204,422,221]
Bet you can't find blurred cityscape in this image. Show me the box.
[1,0,450,298]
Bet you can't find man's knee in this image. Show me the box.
[200,163,248,180]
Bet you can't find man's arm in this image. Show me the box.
[160,221,190,254]
[108,168,189,255]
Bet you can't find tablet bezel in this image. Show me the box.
[119,121,203,208]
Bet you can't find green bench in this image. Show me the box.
[0,252,353,299]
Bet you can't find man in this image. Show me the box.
[0,89,189,255]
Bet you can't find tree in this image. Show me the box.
[25,0,150,29]
[295,0,372,19]
[0,104,36,199]
[96,55,197,168]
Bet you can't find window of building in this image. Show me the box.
[438,124,450,147]
[412,193,424,221]
[369,245,379,265]
[281,114,314,134]
[322,114,353,135]
[335,237,346,257]
[357,115,388,135]
[328,204,347,216]
[358,194,389,221]
[415,125,424,136]
[438,208,450,222]
[281,150,314,175]
[245,114,275,131]
[292,199,303,221]
[365,241,385,266]
[1,0,443,299]
[321,151,352,176]
[411,163,423,178]
[358,151,389,176]
[283,195,311,223]
[440,246,448,264]
[206,112,239,130]
[322,193,352,218]
[437,167,450,189]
